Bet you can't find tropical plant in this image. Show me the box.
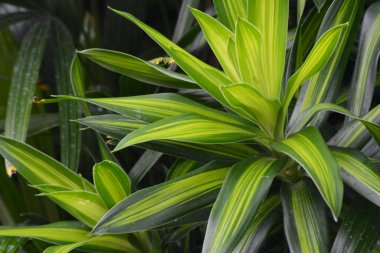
[0,0,380,252]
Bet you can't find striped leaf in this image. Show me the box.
[213,0,247,30]
[235,18,262,91]
[113,113,265,152]
[38,191,107,227]
[93,160,131,209]
[92,165,229,234]
[331,197,380,253]
[332,148,380,207]
[247,0,288,99]
[281,180,328,253]
[0,136,94,192]
[77,114,259,163]
[191,8,239,81]
[0,236,26,253]
[203,157,285,253]
[347,2,380,118]
[109,8,232,104]
[79,49,197,89]
[0,222,142,253]
[52,20,81,172]
[129,150,162,185]
[220,83,280,135]
[358,120,380,146]
[291,0,364,127]
[272,127,343,219]
[313,0,326,11]
[70,54,91,116]
[232,195,281,253]
[58,93,247,125]
[167,159,201,180]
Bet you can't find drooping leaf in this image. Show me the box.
[113,113,265,152]
[0,136,94,191]
[331,197,380,253]
[93,160,131,209]
[79,49,197,89]
[332,148,380,207]
[247,0,288,99]
[191,8,239,81]
[92,164,229,234]
[347,2,380,117]
[281,180,328,253]
[272,127,343,219]
[52,20,81,171]
[203,157,285,253]
[213,0,247,30]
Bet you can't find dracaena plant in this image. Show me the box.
[0,0,380,252]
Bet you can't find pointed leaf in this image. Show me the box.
[281,180,328,253]
[93,160,131,209]
[92,165,229,234]
[114,113,265,151]
[79,49,197,89]
[332,148,380,207]
[247,0,288,99]
[0,136,94,191]
[129,150,162,185]
[272,127,343,219]
[203,157,285,253]
[213,0,247,30]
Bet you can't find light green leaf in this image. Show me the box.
[220,83,280,135]
[213,0,247,30]
[235,18,263,92]
[92,165,229,234]
[113,113,265,152]
[70,54,91,116]
[247,0,288,99]
[203,157,285,253]
[191,8,239,81]
[93,160,131,209]
[79,48,197,89]
[167,159,201,180]
[0,136,94,192]
[347,2,380,117]
[129,150,162,185]
[331,197,380,253]
[272,127,343,219]
[108,8,232,104]
[39,191,107,227]
[281,180,328,253]
[332,148,380,207]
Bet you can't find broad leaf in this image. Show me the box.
[92,165,229,234]
[281,180,328,253]
[114,113,265,152]
[272,127,343,219]
[203,157,285,253]
[332,148,380,207]
[93,160,131,209]
[79,49,197,89]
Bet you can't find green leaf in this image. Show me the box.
[331,197,380,253]
[313,0,326,11]
[167,159,201,180]
[220,83,280,135]
[191,8,239,81]
[79,48,197,89]
[203,157,285,253]
[0,222,142,253]
[92,165,229,234]
[108,8,232,104]
[347,2,380,117]
[52,20,81,172]
[39,191,107,227]
[77,114,259,163]
[93,160,131,209]
[291,0,364,127]
[232,195,281,253]
[358,120,380,146]
[247,0,288,99]
[0,11,39,30]
[272,127,343,219]
[213,0,247,30]
[70,54,91,116]
[0,236,26,253]
[332,148,380,207]
[234,18,263,93]
[0,136,94,192]
[129,150,162,185]
[281,180,328,253]
[113,113,265,152]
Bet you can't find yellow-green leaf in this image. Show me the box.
[213,0,247,30]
